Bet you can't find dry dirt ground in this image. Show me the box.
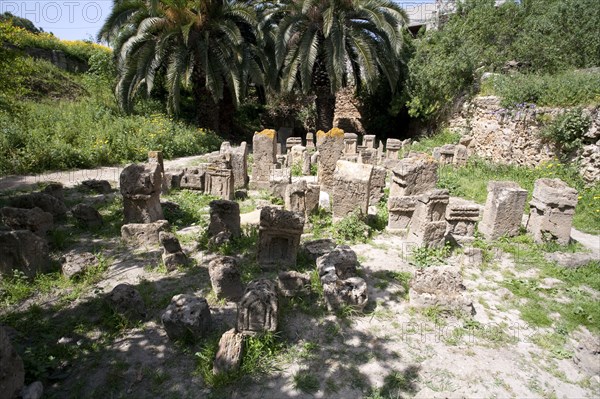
[1,159,599,399]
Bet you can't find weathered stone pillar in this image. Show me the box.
[231,142,249,189]
[305,132,315,150]
[343,133,358,155]
[180,165,207,190]
[284,180,320,219]
[479,181,528,241]
[408,189,450,248]
[237,279,278,334]
[317,128,345,192]
[286,137,302,154]
[208,200,241,242]
[332,160,373,219]
[389,156,438,197]
[363,135,376,149]
[369,165,387,204]
[205,166,234,201]
[386,138,402,160]
[120,163,164,223]
[526,178,578,245]
[433,144,456,165]
[445,198,480,245]
[386,155,438,232]
[251,129,277,189]
[257,207,304,269]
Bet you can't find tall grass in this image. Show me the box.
[438,158,600,234]
[481,70,600,108]
[0,61,221,175]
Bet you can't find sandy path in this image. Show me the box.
[0,154,204,192]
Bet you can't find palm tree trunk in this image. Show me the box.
[313,57,335,131]
[192,69,220,132]
[218,87,235,137]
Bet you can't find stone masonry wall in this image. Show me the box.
[448,96,600,183]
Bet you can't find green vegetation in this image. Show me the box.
[293,370,320,394]
[481,70,600,108]
[0,19,221,176]
[195,332,285,388]
[411,244,452,268]
[0,253,110,306]
[405,0,600,121]
[497,234,600,334]
[539,108,592,153]
[438,158,600,234]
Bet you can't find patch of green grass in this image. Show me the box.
[411,244,452,268]
[437,157,600,234]
[481,70,600,108]
[293,370,320,394]
[498,234,600,333]
[0,253,110,306]
[195,331,285,389]
[163,190,218,229]
[408,129,461,153]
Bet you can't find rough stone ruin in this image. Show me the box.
[343,133,358,156]
[237,279,278,334]
[317,245,368,311]
[121,220,170,246]
[407,189,450,248]
[159,231,188,271]
[162,295,212,341]
[269,167,292,199]
[289,144,307,172]
[479,181,528,240]
[179,165,206,191]
[277,271,311,297]
[148,150,166,192]
[409,266,475,315]
[0,229,51,278]
[358,148,377,165]
[208,256,244,301]
[363,135,376,149]
[386,138,402,160]
[1,207,53,236]
[251,129,277,189]
[257,207,304,269]
[445,198,481,244]
[220,141,249,190]
[432,144,469,166]
[71,203,103,228]
[369,165,387,204]
[317,128,345,192]
[208,200,241,245]
[286,137,302,154]
[213,329,244,375]
[305,132,315,150]
[387,155,438,231]
[527,178,578,245]
[332,160,373,219]
[120,163,164,223]
[205,155,235,201]
[284,180,320,219]
[106,284,147,321]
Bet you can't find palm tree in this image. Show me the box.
[271,0,408,130]
[98,0,261,134]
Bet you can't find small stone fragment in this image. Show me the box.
[162,295,212,341]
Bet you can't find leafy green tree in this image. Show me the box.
[98,0,260,134]
[270,0,408,130]
[404,0,600,123]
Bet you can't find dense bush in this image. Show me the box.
[0,20,110,62]
[482,71,600,108]
[0,67,221,175]
[405,0,600,122]
[539,108,592,153]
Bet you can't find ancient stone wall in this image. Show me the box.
[448,96,600,183]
